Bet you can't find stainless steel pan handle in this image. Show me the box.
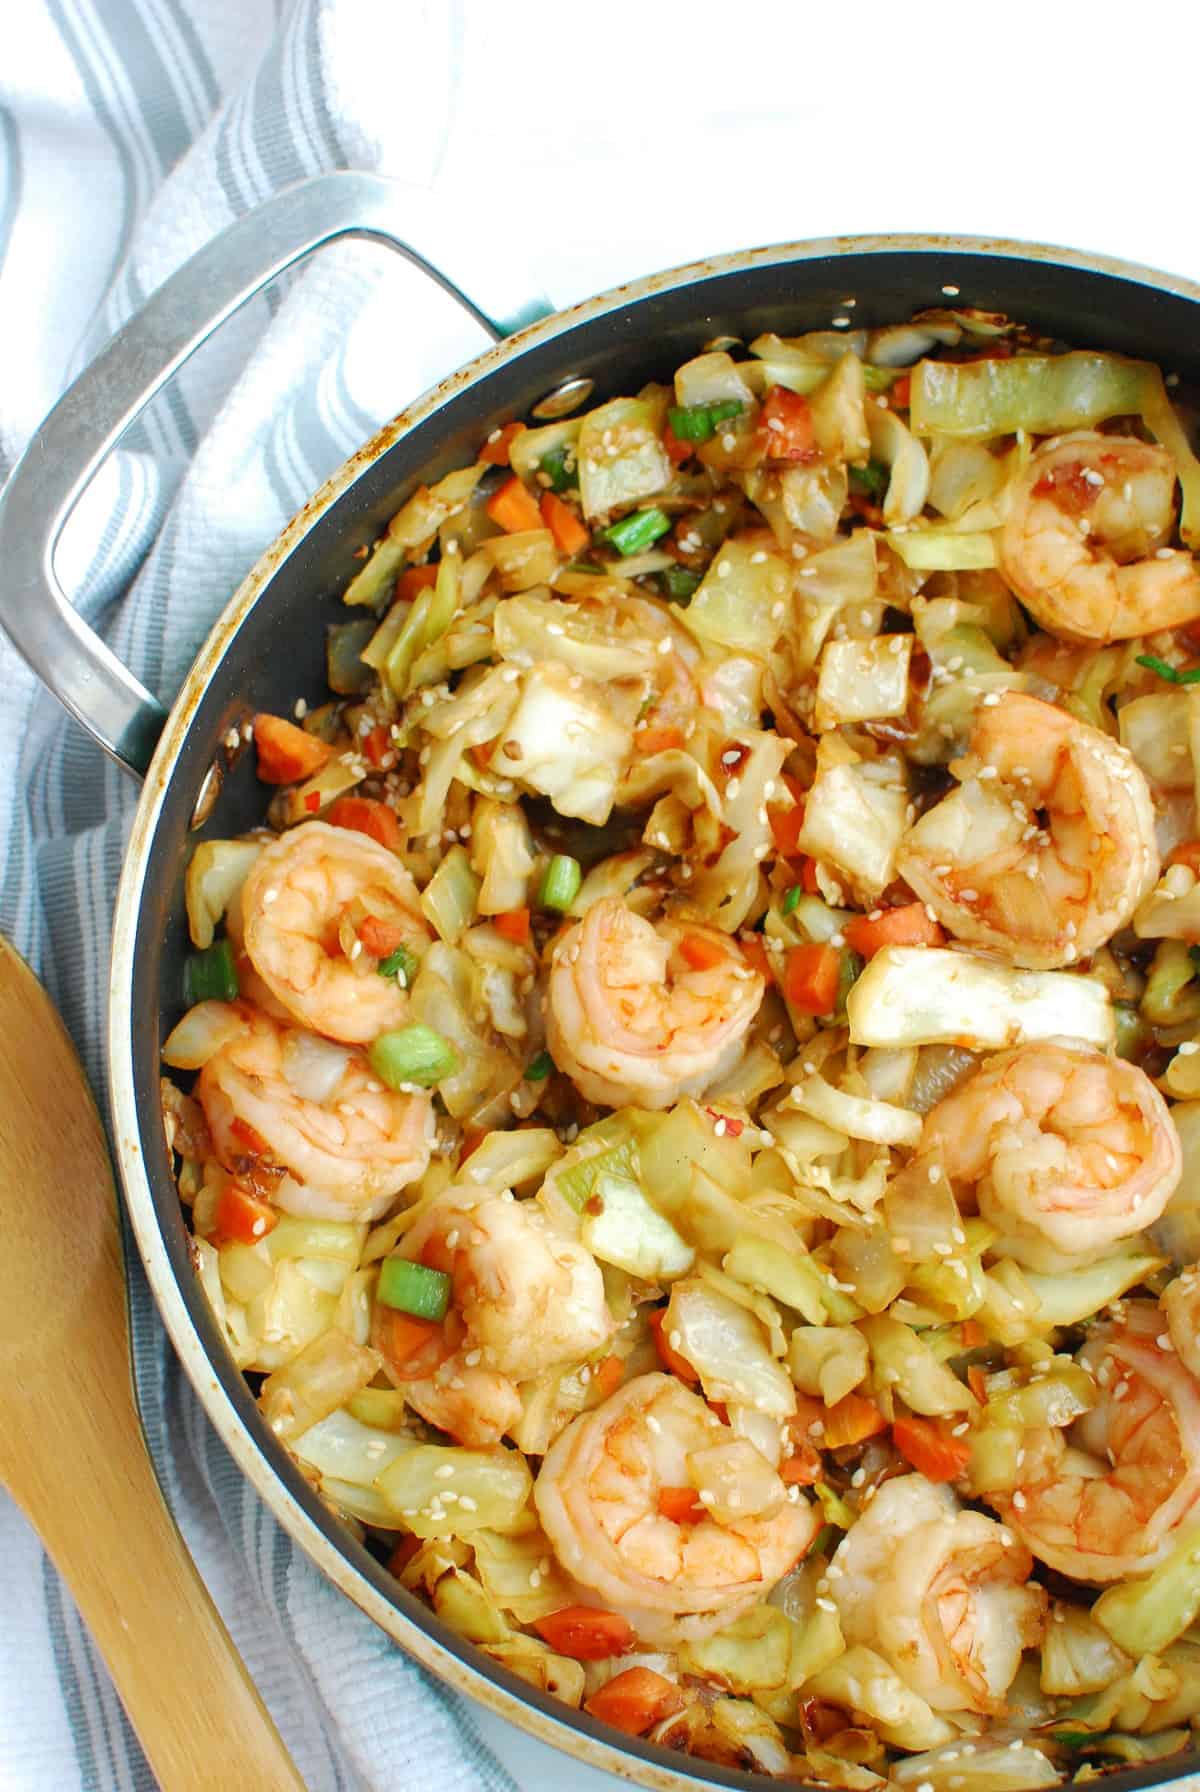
[0,171,551,778]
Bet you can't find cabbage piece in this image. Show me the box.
[783,1070,922,1149]
[242,1259,339,1372]
[706,1699,793,1777]
[891,1740,1061,1792]
[815,635,913,730]
[688,727,790,932]
[803,1645,955,1751]
[433,1568,510,1645]
[471,1525,576,1623]
[887,527,998,570]
[678,1604,793,1693]
[846,946,1114,1050]
[500,663,631,825]
[686,1438,786,1524]
[290,1407,414,1490]
[1118,690,1198,794]
[674,350,756,410]
[681,538,793,655]
[866,404,929,525]
[927,438,1014,524]
[407,941,517,1119]
[981,1361,1095,1431]
[481,1635,586,1706]
[665,1279,795,1417]
[483,530,560,595]
[809,354,870,464]
[577,394,672,520]
[375,1444,532,1537]
[867,318,964,367]
[162,1000,249,1071]
[568,849,657,919]
[974,1259,1043,1347]
[508,417,582,483]
[459,1127,561,1192]
[1154,1100,1200,1263]
[546,1112,643,1212]
[1092,1522,1200,1657]
[469,798,536,915]
[860,1314,974,1416]
[1021,1251,1164,1326]
[344,466,484,609]
[725,1233,859,1327]
[1134,861,1200,941]
[185,838,261,951]
[1041,1603,1133,1696]
[580,1173,694,1280]
[789,1326,869,1404]
[881,1151,964,1261]
[796,743,908,901]
[830,1225,907,1315]
[633,1099,754,1206]
[419,845,479,944]
[493,592,654,681]
[259,1331,381,1441]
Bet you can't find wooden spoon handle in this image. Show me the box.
[12,1384,308,1791]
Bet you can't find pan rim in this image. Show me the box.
[109,227,1200,1792]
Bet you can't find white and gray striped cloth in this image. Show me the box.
[2,3,1199,1786]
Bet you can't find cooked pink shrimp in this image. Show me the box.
[922,1042,1180,1270]
[832,1476,1045,1716]
[993,1301,1200,1581]
[534,1373,817,1644]
[377,1185,614,1447]
[999,432,1200,641]
[196,1008,432,1222]
[240,820,429,1044]
[897,692,1158,970]
[545,899,764,1109]
[1163,1266,1200,1381]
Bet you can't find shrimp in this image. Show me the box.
[993,1300,1200,1581]
[896,691,1158,969]
[831,1476,1045,1716]
[377,1184,614,1447]
[196,1007,432,1222]
[998,432,1200,642]
[1162,1266,1200,1381]
[922,1042,1180,1271]
[240,820,429,1044]
[545,898,764,1109]
[534,1373,817,1644]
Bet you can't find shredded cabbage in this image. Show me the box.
[847,946,1115,1050]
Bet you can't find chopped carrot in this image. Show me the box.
[585,1666,681,1736]
[1167,840,1200,874]
[469,741,495,770]
[959,1318,986,1350]
[534,1606,635,1662]
[678,931,727,972]
[357,914,407,959]
[648,1308,700,1385]
[822,1392,888,1450]
[892,1415,972,1482]
[396,564,439,602]
[891,373,912,409]
[737,933,774,985]
[757,386,818,462]
[592,1355,626,1401]
[662,420,694,466]
[539,490,590,557]
[230,1117,271,1158]
[362,724,394,768]
[381,1310,442,1370]
[327,795,403,852]
[634,723,685,755]
[768,773,807,857]
[459,1126,486,1165]
[485,474,542,535]
[492,907,531,946]
[304,791,322,813]
[844,902,945,960]
[780,1443,822,1486]
[387,1534,422,1576]
[800,856,822,895]
[967,1365,988,1403]
[213,1181,278,1246]
[253,713,333,785]
[657,1485,705,1524]
[783,943,841,1015]
[479,420,526,466]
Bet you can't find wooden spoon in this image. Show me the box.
[0,936,307,1790]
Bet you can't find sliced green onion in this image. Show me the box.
[538,445,575,493]
[782,885,802,916]
[659,565,701,603]
[378,944,419,987]
[861,366,897,393]
[849,460,889,500]
[368,1024,459,1089]
[1137,653,1200,686]
[601,507,672,557]
[666,399,744,443]
[377,1256,451,1320]
[1190,946,1200,976]
[834,948,864,1020]
[808,1524,839,1557]
[525,1050,554,1081]
[185,938,239,1005]
[539,854,582,911]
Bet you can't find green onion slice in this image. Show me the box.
[667,400,744,443]
[377,1256,452,1320]
[538,445,575,492]
[849,460,890,500]
[368,1024,459,1089]
[378,944,419,986]
[539,854,582,912]
[601,507,673,557]
[525,1050,554,1082]
[660,565,701,603]
[1137,653,1200,686]
[782,885,802,916]
[185,938,240,1006]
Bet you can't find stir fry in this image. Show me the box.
[163,307,1200,1787]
